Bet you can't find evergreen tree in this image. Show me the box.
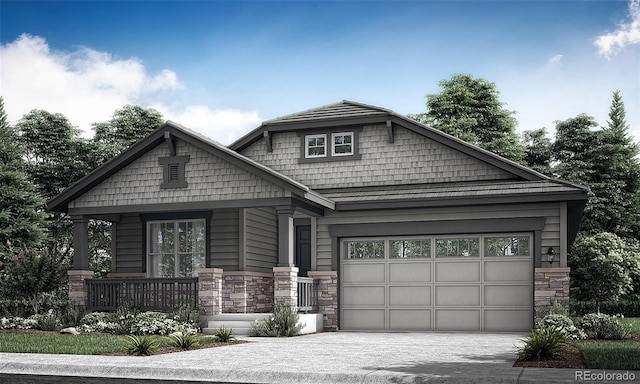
[410,74,524,162]
[521,128,553,176]
[0,98,47,252]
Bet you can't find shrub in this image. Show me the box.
[130,311,198,336]
[539,314,586,340]
[31,312,61,331]
[0,316,38,330]
[570,299,640,317]
[577,313,629,340]
[172,304,200,330]
[249,303,303,337]
[168,332,200,350]
[518,325,567,361]
[125,335,159,356]
[213,326,235,342]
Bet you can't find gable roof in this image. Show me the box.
[229,100,550,182]
[47,121,334,213]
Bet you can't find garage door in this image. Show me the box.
[340,234,532,332]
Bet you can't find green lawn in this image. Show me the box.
[0,333,128,354]
[574,317,640,370]
[576,341,640,370]
[0,333,222,355]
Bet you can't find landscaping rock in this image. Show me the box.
[60,327,80,335]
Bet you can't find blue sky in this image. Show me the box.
[1,0,639,145]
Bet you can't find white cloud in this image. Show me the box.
[153,104,262,145]
[595,0,640,59]
[0,34,260,143]
[546,54,563,65]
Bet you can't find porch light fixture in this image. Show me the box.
[547,247,555,266]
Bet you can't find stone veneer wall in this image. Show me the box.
[534,267,570,323]
[308,271,338,330]
[222,271,273,313]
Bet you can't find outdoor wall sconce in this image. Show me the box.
[547,247,555,266]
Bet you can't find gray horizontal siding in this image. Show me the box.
[315,203,562,271]
[114,214,143,273]
[244,207,278,273]
[211,209,240,271]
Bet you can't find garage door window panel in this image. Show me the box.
[345,240,385,259]
[484,236,530,257]
[390,240,431,258]
[436,238,479,258]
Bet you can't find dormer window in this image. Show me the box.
[305,134,327,158]
[299,128,361,163]
[332,132,353,156]
[159,155,190,189]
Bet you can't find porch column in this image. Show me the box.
[71,215,89,270]
[197,268,223,316]
[276,206,295,267]
[273,266,298,307]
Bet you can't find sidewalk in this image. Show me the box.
[0,332,635,383]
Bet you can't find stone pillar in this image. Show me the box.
[71,215,89,270]
[197,268,223,317]
[273,266,298,307]
[276,207,295,267]
[67,270,93,309]
[308,271,338,330]
[534,267,570,323]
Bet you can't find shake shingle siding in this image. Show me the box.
[245,208,278,273]
[240,124,514,189]
[69,140,288,210]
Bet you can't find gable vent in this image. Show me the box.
[168,163,180,182]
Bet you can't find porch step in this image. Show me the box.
[202,314,272,336]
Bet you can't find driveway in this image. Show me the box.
[0,332,591,383]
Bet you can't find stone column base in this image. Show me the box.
[273,266,298,307]
[197,268,223,316]
[67,270,94,309]
[308,271,338,330]
[222,271,273,313]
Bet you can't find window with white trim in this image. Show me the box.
[305,134,327,158]
[331,132,354,156]
[147,219,206,277]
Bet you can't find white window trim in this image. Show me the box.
[147,218,206,277]
[304,134,327,158]
[331,132,354,156]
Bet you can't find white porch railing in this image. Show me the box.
[297,277,318,313]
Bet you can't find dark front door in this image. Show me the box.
[295,225,312,276]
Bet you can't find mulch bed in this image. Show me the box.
[513,343,586,368]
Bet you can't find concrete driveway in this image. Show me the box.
[0,332,599,383]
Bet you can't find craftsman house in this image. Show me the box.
[48,101,587,332]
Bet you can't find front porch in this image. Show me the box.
[68,267,338,331]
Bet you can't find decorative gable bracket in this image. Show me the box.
[386,120,394,143]
[263,131,273,152]
[164,131,177,156]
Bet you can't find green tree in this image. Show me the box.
[569,232,639,313]
[521,128,553,176]
[0,98,47,251]
[552,114,598,185]
[410,74,524,162]
[13,110,100,265]
[92,104,163,160]
[585,91,640,238]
